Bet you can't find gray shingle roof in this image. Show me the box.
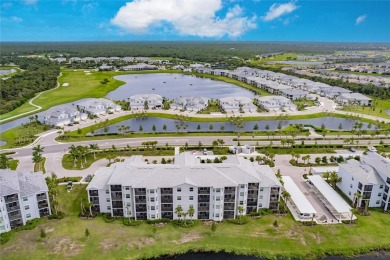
[0,170,48,197]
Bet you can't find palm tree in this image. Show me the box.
[51,199,59,215]
[354,193,363,210]
[188,207,195,223]
[32,153,43,172]
[281,190,291,213]
[323,171,330,182]
[89,144,99,159]
[237,206,244,223]
[85,200,94,217]
[349,208,357,225]
[328,171,341,189]
[175,205,183,221]
[69,145,79,167]
[33,145,44,155]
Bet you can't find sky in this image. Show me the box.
[1,0,389,42]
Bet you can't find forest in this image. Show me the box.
[1,42,389,62]
[0,57,60,114]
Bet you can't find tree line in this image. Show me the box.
[0,57,60,114]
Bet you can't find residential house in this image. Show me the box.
[219,97,257,113]
[171,96,209,112]
[129,94,163,110]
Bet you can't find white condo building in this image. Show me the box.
[87,153,282,221]
[0,170,50,234]
[337,152,390,211]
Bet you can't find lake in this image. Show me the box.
[91,116,372,135]
[106,73,256,100]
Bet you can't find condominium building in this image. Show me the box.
[0,170,51,234]
[87,153,282,221]
[337,152,390,211]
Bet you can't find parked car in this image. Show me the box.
[349,147,356,152]
[367,146,377,152]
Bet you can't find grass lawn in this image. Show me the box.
[1,185,390,260]
[34,157,46,173]
[0,123,49,149]
[250,53,298,64]
[62,148,174,170]
[341,99,390,120]
[256,146,336,154]
[198,101,224,114]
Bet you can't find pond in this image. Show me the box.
[91,116,372,135]
[106,73,256,100]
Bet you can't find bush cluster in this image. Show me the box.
[146,218,171,224]
[123,218,142,226]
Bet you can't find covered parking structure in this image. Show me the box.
[282,176,317,221]
[307,175,355,222]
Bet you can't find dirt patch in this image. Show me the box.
[45,227,55,233]
[308,232,322,244]
[100,238,120,251]
[173,232,202,244]
[46,237,84,256]
[128,237,156,250]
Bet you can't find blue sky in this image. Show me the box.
[1,0,389,42]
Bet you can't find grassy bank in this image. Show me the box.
[1,185,390,260]
[0,122,49,149]
[341,99,390,120]
[62,148,174,170]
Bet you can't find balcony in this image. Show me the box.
[198,212,209,219]
[248,193,258,199]
[111,185,122,192]
[248,183,259,190]
[36,194,48,201]
[223,205,235,210]
[161,204,173,211]
[224,197,235,203]
[111,195,123,201]
[112,201,123,208]
[198,196,210,203]
[4,195,19,203]
[198,188,210,195]
[9,213,22,221]
[136,206,147,212]
[6,205,20,212]
[134,189,146,196]
[39,208,50,217]
[160,188,173,195]
[224,187,236,194]
[135,198,146,204]
[38,202,49,209]
[161,196,173,203]
[89,190,99,196]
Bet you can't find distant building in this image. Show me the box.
[121,63,158,71]
[37,107,87,127]
[219,97,257,113]
[229,145,255,155]
[129,94,163,110]
[86,153,282,221]
[337,93,372,106]
[0,170,50,234]
[77,98,121,116]
[171,96,209,111]
[257,96,297,111]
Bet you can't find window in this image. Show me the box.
[150,197,155,202]
[24,206,29,210]
[216,196,220,201]
[150,189,155,194]
[151,214,155,219]
[216,188,221,192]
[380,185,384,189]
[240,192,244,197]
[258,203,262,207]
[177,188,181,192]
[215,213,220,217]
[106,190,109,194]
[126,203,131,207]
[177,196,181,201]
[349,191,351,195]
[125,186,130,190]
[240,184,245,188]
[106,198,110,202]
[350,184,353,188]
[215,205,220,209]
[260,187,264,191]
[259,196,263,199]
[26,214,31,218]
[189,187,194,192]
[378,193,382,197]
[23,197,28,202]
[239,201,243,205]
[151,206,155,210]
[189,205,193,209]
[352,177,354,181]
[189,196,194,200]
[107,206,111,210]
[126,194,130,198]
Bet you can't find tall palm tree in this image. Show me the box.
[188,207,195,223]
[175,205,183,221]
[51,199,59,215]
[237,206,244,222]
[354,193,363,210]
[89,144,99,159]
[33,145,44,155]
[328,171,341,189]
[281,190,291,213]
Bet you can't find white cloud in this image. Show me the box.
[10,16,23,23]
[355,14,366,25]
[262,1,298,22]
[22,0,37,5]
[110,0,256,38]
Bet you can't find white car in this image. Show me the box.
[368,146,377,152]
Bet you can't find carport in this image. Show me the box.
[282,176,317,221]
[307,175,355,222]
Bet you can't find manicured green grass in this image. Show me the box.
[1,184,390,260]
[256,146,336,154]
[341,99,390,120]
[198,101,224,114]
[250,53,298,63]
[62,148,174,170]
[0,123,49,149]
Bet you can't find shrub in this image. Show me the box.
[146,218,171,224]
[227,216,249,225]
[14,218,40,231]
[0,231,11,244]
[57,177,82,183]
[172,220,197,228]
[103,213,116,223]
[123,218,142,226]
